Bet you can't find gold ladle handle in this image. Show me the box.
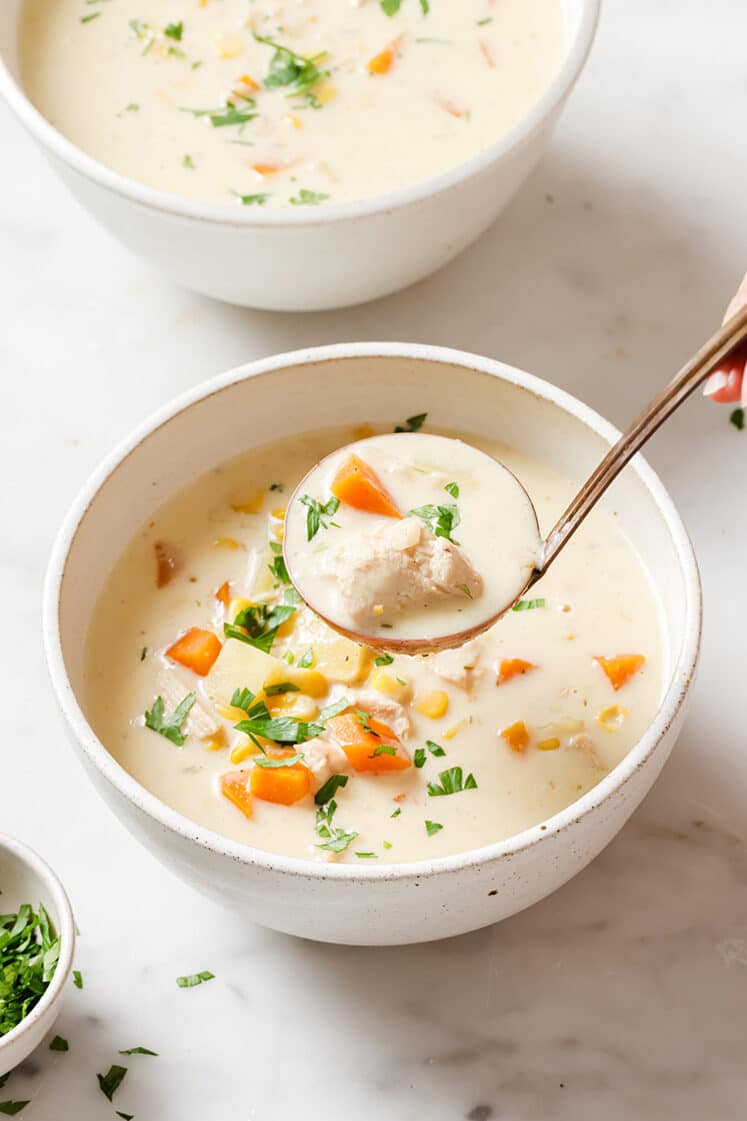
[534,301,747,579]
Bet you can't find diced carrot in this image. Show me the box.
[220,771,253,819]
[496,658,536,686]
[326,712,411,773]
[594,654,645,691]
[367,47,394,74]
[154,540,182,588]
[215,581,231,607]
[166,627,222,676]
[330,455,401,519]
[251,162,292,177]
[501,720,530,753]
[250,756,313,805]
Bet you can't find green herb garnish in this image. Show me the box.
[391,807,402,818]
[182,154,195,169]
[230,687,322,749]
[426,739,446,757]
[0,903,60,1036]
[97,1065,127,1102]
[408,502,460,545]
[394,412,427,432]
[730,407,745,431]
[254,33,328,106]
[371,744,397,758]
[414,747,426,768]
[318,697,350,721]
[263,682,300,697]
[253,753,304,769]
[375,653,394,666]
[315,800,358,853]
[299,494,340,540]
[236,192,270,206]
[224,603,296,654]
[289,189,330,206]
[444,482,459,498]
[80,11,101,22]
[427,766,477,797]
[50,1035,69,1051]
[176,971,214,988]
[512,598,546,612]
[355,852,377,859]
[270,482,284,492]
[355,710,379,737]
[425,820,443,837]
[164,20,183,40]
[144,693,195,746]
[298,648,314,668]
[73,969,83,989]
[477,16,494,25]
[314,773,349,805]
[181,104,256,128]
[119,1046,158,1056]
[0,1103,30,1115]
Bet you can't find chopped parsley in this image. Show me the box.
[730,407,745,431]
[269,482,284,492]
[73,969,83,989]
[268,543,291,585]
[119,1046,158,1056]
[425,820,443,837]
[512,598,546,612]
[80,11,101,22]
[371,744,397,758]
[0,903,60,1036]
[426,739,446,757]
[408,502,460,545]
[116,1115,134,1121]
[181,104,256,129]
[289,189,330,206]
[230,687,322,749]
[49,1036,69,1051]
[427,766,477,797]
[355,852,377,859]
[394,412,427,432]
[355,709,379,737]
[299,494,340,540]
[254,34,329,106]
[459,583,473,598]
[124,103,140,113]
[314,773,349,805]
[0,1104,30,1115]
[144,692,195,746]
[444,482,460,498]
[382,0,426,14]
[164,20,183,40]
[391,806,402,818]
[139,646,147,661]
[375,653,394,666]
[236,192,270,206]
[477,16,494,25]
[176,970,214,988]
[224,602,296,653]
[298,648,314,668]
[253,753,304,769]
[319,697,350,721]
[182,154,195,169]
[315,800,358,852]
[414,747,426,768]
[383,840,393,850]
[97,1065,127,1102]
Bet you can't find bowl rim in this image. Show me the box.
[0,832,76,1055]
[43,342,701,884]
[0,0,600,228]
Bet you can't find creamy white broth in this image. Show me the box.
[19,0,566,208]
[284,432,541,644]
[84,423,666,865]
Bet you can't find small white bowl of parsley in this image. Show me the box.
[0,833,76,1078]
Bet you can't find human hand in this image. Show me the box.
[703,273,747,406]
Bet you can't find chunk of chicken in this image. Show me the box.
[156,668,220,740]
[302,737,349,789]
[430,639,485,690]
[347,688,411,740]
[318,516,483,625]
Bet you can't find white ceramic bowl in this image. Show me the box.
[43,343,701,946]
[0,1,599,311]
[0,834,76,1076]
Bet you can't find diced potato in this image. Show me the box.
[414,690,449,719]
[313,638,374,685]
[262,662,328,698]
[204,640,276,708]
[371,669,412,704]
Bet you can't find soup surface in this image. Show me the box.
[19,0,566,208]
[84,422,666,865]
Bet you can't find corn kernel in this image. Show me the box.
[414,690,449,719]
[284,114,303,129]
[220,705,248,723]
[203,727,228,752]
[314,78,337,104]
[313,640,373,685]
[443,720,467,740]
[213,537,243,551]
[230,739,258,765]
[537,737,561,751]
[371,669,412,704]
[597,705,627,732]
[231,491,264,514]
[271,508,286,521]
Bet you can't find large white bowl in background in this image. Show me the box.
[0,1,600,310]
[0,834,76,1077]
[43,344,701,946]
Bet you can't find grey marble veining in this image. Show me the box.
[1,0,745,1117]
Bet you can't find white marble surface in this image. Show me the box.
[1,0,746,1117]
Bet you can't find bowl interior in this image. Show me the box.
[55,349,696,785]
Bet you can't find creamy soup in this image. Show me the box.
[84,421,666,865]
[284,432,541,644]
[19,0,566,207]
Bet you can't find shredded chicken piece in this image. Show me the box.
[156,668,220,739]
[302,737,349,789]
[567,733,605,772]
[347,689,411,740]
[430,639,485,690]
[318,516,483,625]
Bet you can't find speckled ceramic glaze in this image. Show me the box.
[0,1,600,310]
[43,344,701,945]
[0,834,76,1075]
